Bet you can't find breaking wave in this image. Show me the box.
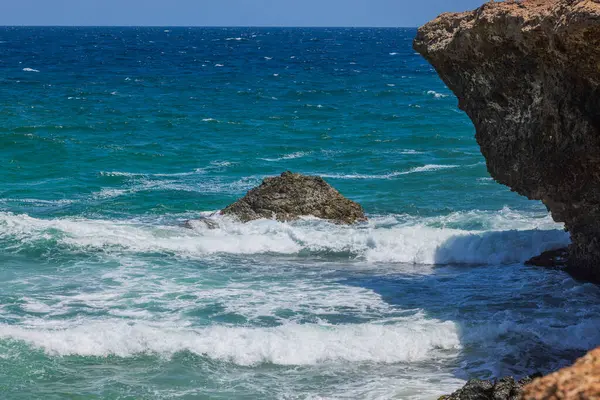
[0,319,460,365]
[0,209,569,264]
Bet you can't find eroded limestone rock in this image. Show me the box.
[414,0,600,282]
[523,347,600,399]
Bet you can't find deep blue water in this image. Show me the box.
[0,27,598,399]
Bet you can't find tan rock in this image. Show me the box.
[414,0,600,282]
[523,347,600,399]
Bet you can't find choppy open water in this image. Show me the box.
[0,27,599,399]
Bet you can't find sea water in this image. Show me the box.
[0,27,599,399]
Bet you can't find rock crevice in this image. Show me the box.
[414,0,600,281]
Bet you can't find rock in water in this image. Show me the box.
[440,376,538,400]
[413,0,600,282]
[220,171,367,224]
[523,347,600,399]
[525,248,569,268]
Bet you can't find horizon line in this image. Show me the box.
[0,25,418,29]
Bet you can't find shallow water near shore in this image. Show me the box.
[1,27,599,399]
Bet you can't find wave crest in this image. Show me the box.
[0,210,569,264]
[0,319,460,365]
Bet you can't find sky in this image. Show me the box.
[2,0,488,27]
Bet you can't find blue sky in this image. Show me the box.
[2,0,487,27]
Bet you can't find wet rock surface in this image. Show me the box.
[220,171,367,224]
[440,376,539,400]
[413,0,600,282]
[525,248,569,268]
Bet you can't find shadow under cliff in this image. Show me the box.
[341,229,600,380]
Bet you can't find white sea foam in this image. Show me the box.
[320,164,459,180]
[100,161,233,179]
[0,319,460,365]
[462,314,600,353]
[92,188,129,200]
[427,90,448,98]
[22,68,40,72]
[19,298,54,314]
[389,52,398,56]
[0,198,74,206]
[226,37,243,41]
[260,151,310,162]
[100,171,143,177]
[92,175,257,201]
[90,181,194,199]
[35,264,394,322]
[0,209,569,264]
[398,149,425,155]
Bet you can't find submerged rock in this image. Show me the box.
[525,248,569,268]
[183,217,219,230]
[413,0,600,282]
[220,171,367,224]
[523,347,600,400]
[440,376,539,400]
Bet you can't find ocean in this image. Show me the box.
[0,26,599,399]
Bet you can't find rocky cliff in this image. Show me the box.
[413,0,600,282]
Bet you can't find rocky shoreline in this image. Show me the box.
[438,348,600,400]
[414,0,600,398]
[439,375,540,400]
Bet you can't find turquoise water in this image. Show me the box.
[0,27,599,399]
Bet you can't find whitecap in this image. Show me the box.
[398,149,425,155]
[320,164,459,180]
[0,319,460,365]
[427,90,449,98]
[260,151,309,162]
[0,209,569,265]
[92,188,129,200]
[22,68,40,73]
[0,198,74,206]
